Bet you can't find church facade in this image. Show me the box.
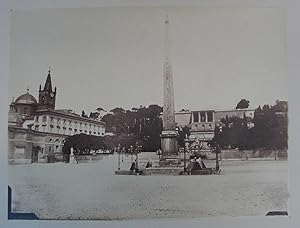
[8,70,106,164]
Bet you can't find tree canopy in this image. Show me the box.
[236,99,250,109]
[213,101,288,150]
[63,133,106,155]
[101,104,163,151]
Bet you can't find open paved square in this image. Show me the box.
[8,153,288,220]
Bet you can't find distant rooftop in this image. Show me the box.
[36,109,105,125]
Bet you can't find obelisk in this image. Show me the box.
[160,12,178,160]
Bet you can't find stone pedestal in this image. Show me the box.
[160,130,179,164]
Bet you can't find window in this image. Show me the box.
[200,112,206,122]
[36,116,39,122]
[207,111,213,122]
[42,116,47,122]
[24,107,28,114]
[193,112,199,122]
[15,147,25,156]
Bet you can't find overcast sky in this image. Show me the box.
[9,7,287,114]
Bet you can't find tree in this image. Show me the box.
[110,107,125,115]
[177,126,190,147]
[89,112,100,120]
[213,115,250,150]
[102,134,143,151]
[96,107,106,112]
[236,99,250,109]
[63,133,106,155]
[249,102,288,150]
[99,104,163,151]
[147,104,162,119]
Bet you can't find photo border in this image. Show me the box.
[0,0,299,228]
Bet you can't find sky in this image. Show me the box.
[9,7,287,114]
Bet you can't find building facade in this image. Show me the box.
[33,110,105,136]
[173,109,255,154]
[8,70,105,164]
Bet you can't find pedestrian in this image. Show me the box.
[192,157,201,170]
[146,159,152,168]
[130,161,136,172]
[186,158,194,175]
[134,159,139,173]
[196,156,203,169]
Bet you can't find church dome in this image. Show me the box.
[15,91,37,105]
[8,108,23,126]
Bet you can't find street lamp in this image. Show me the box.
[134,142,140,171]
[117,144,121,170]
[121,147,125,162]
[215,145,220,171]
[130,145,134,163]
[215,126,222,172]
[183,134,188,174]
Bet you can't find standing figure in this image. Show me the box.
[130,161,136,172]
[69,147,78,164]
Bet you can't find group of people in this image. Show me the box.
[129,159,153,174]
[186,156,206,174]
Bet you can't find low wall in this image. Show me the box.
[8,158,32,165]
[220,149,288,160]
[143,167,183,175]
[53,153,113,163]
[76,154,112,161]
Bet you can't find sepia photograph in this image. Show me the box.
[7,6,288,220]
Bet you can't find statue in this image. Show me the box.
[69,147,78,164]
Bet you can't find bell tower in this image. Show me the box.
[38,68,56,110]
